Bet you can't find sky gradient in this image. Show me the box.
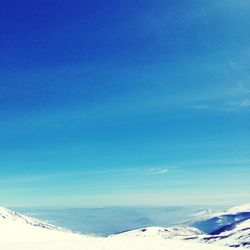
[0,0,250,207]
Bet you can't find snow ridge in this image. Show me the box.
[0,206,64,231]
[113,225,203,239]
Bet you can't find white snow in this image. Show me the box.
[0,234,231,250]
[183,218,250,248]
[0,206,63,231]
[0,206,232,250]
[0,206,86,244]
[112,225,203,239]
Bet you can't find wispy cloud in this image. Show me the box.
[80,167,172,176]
[144,168,169,175]
[0,166,174,185]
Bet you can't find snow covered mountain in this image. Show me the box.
[0,204,249,249]
[0,206,61,230]
[183,215,250,248]
[0,206,85,244]
[114,204,250,249]
[180,204,250,248]
[184,204,250,248]
[184,218,250,248]
[0,205,230,250]
[183,204,250,233]
[113,225,203,239]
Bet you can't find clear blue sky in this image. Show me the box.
[0,0,249,207]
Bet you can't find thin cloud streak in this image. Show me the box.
[145,168,169,175]
[0,166,173,185]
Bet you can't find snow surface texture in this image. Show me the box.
[0,205,249,250]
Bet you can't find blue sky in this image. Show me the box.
[0,0,250,207]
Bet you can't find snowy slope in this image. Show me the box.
[183,204,250,233]
[177,204,250,248]
[113,225,203,239]
[0,206,231,250]
[114,204,250,249]
[0,206,61,230]
[0,206,87,243]
[184,218,250,248]
[0,237,232,250]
